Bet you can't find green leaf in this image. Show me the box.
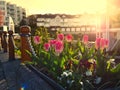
[60,57,66,69]
[110,63,120,73]
[71,59,79,65]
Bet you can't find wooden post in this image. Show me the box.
[8,30,15,60]
[0,31,3,49]
[20,26,31,62]
[3,31,7,52]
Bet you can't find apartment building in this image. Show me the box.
[0,0,26,26]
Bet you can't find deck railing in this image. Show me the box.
[0,25,34,62]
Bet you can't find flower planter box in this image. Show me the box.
[27,27,120,90]
[26,64,65,90]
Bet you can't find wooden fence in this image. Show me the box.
[0,26,32,62]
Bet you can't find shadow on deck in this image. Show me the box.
[0,50,55,90]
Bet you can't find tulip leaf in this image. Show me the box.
[110,63,120,73]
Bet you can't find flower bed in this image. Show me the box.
[27,27,120,90]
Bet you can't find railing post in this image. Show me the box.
[0,31,3,50]
[3,31,7,52]
[20,26,31,62]
[8,30,15,60]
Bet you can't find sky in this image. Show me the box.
[6,0,107,16]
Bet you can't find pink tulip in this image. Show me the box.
[100,38,105,49]
[65,34,73,42]
[49,39,57,47]
[44,43,50,51]
[95,38,109,50]
[95,38,101,49]
[55,40,64,54]
[83,35,88,44]
[33,36,41,44]
[57,34,64,41]
[105,39,109,48]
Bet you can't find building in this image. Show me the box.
[0,0,26,27]
[28,14,99,28]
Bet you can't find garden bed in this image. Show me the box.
[26,63,120,90]
[27,27,120,90]
[26,64,65,90]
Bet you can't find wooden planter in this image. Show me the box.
[26,64,65,90]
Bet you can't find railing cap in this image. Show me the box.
[8,30,13,35]
[3,31,7,34]
[20,25,31,34]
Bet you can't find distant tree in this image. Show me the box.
[27,15,37,35]
[27,15,37,27]
[19,17,28,26]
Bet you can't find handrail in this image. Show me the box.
[3,31,7,52]
[8,30,15,60]
[0,26,36,62]
[0,31,3,49]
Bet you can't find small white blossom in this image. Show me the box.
[61,71,68,77]
[85,70,92,76]
[68,71,72,76]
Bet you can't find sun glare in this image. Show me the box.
[7,0,107,15]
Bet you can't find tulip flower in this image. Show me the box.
[33,36,41,44]
[55,40,64,55]
[100,38,105,50]
[95,38,101,49]
[49,39,57,47]
[83,35,88,44]
[57,34,64,41]
[105,39,109,48]
[95,38,109,50]
[65,34,73,42]
[44,43,50,51]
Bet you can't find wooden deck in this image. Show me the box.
[0,50,8,90]
[0,50,55,90]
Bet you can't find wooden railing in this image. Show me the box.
[0,31,7,53]
[0,25,33,62]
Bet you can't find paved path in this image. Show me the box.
[0,51,9,62]
[0,50,55,90]
[0,51,8,90]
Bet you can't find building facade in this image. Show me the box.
[35,14,98,27]
[0,0,26,27]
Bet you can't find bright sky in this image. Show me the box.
[6,0,107,15]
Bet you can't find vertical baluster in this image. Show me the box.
[8,30,15,60]
[3,31,7,52]
[0,31,3,50]
[20,26,31,62]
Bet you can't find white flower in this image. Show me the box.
[85,70,92,76]
[68,71,72,76]
[61,70,72,77]
[61,71,68,77]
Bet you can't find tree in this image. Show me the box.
[27,15,37,35]
[19,16,28,26]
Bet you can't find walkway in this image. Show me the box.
[0,50,9,90]
[0,50,55,90]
